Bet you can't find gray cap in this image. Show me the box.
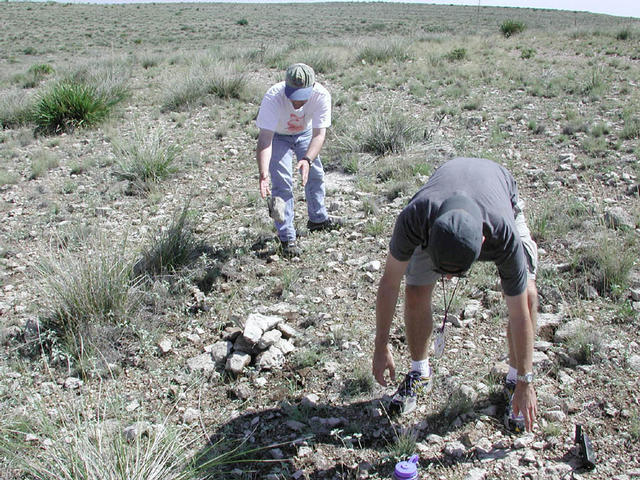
[285,63,315,101]
[429,194,483,275]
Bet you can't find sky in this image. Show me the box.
[38,0,640,18]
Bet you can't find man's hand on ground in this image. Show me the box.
[512,382,537,432]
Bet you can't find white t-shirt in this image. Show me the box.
[256,81,331,135]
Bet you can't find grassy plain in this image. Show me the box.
[1,2,639,479]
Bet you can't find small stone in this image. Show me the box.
[275,338,295,354]
[444,440,466,458]
[123,421,151,442]
[277,322,298,338]
[544,410,567,422]
[210,341,233,364]
[63,377,83,390]
[158,339,172,354]
[301,393,320,408]
[270,448,285,459]
[627,354,640,372]
[521,449,537,464]
[226,352,252,375]
[363,260,381,272]
[182,408,200,425]
[463,300,482,319]
[257,329,282,350]
[255,346,285,370]
[464,468,487,480]
[513,433,535,449]
[286,420,306,432]
[187,353,216,373]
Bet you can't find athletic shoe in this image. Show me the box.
[307,216,344,232]
[503,380,525,433]
[280,240,302,258]
[389,370,433,416]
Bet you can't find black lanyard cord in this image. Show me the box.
[439,275,462,332]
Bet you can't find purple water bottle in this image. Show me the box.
[393,455,419,479]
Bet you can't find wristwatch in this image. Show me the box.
[301,156,312,165]
[517,372,534,383]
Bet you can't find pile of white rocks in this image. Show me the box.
[186,313,296,376]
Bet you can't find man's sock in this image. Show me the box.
[411,358,431,377]
[506,366,517,383]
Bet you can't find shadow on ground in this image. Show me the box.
[191,394,513,479]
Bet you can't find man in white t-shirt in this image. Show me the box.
[256,63,342,257]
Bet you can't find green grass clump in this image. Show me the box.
[0,90,34,128]
[573,232,636,297]
[113,126,179,190]
[500,20,526,38]
[0,170,19,187]
[33,81,121,134]
[562,323,602,364]
[134,207,203,278]
[29,150,59,180]
[445,47,467,61]
[620,112,640,140]
[334,112,422,157]
[341,364,374,398]
[616,28,632,40]
[37,235,140,363]
[0,403,261,480]
[356,41,411,64]
[162,66,249,111]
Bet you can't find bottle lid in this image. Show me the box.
[394,455,419,479]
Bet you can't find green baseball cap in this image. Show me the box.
[285,63,315,101]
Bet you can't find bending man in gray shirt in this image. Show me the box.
[372,157,539,432]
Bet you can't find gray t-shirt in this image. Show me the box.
[389,157,527,296]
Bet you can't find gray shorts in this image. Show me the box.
[406,199,538,286]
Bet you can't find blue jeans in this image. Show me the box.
[270,130,328,242]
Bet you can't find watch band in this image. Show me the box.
[517,372,534,383]
[301,156,312,165]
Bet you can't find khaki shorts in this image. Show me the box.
[406,199,538,286]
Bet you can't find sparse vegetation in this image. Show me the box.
[1,2,639,478]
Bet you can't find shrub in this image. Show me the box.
[445,47,467,61]
[520,47,536,59]
[341,364,374,398]
[236,18,248,26]
[500,20,526,38]
[33,81,119,134]
[616,28,632,40]
[113,125,179,189]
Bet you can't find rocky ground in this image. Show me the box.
[1,3,640,480]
